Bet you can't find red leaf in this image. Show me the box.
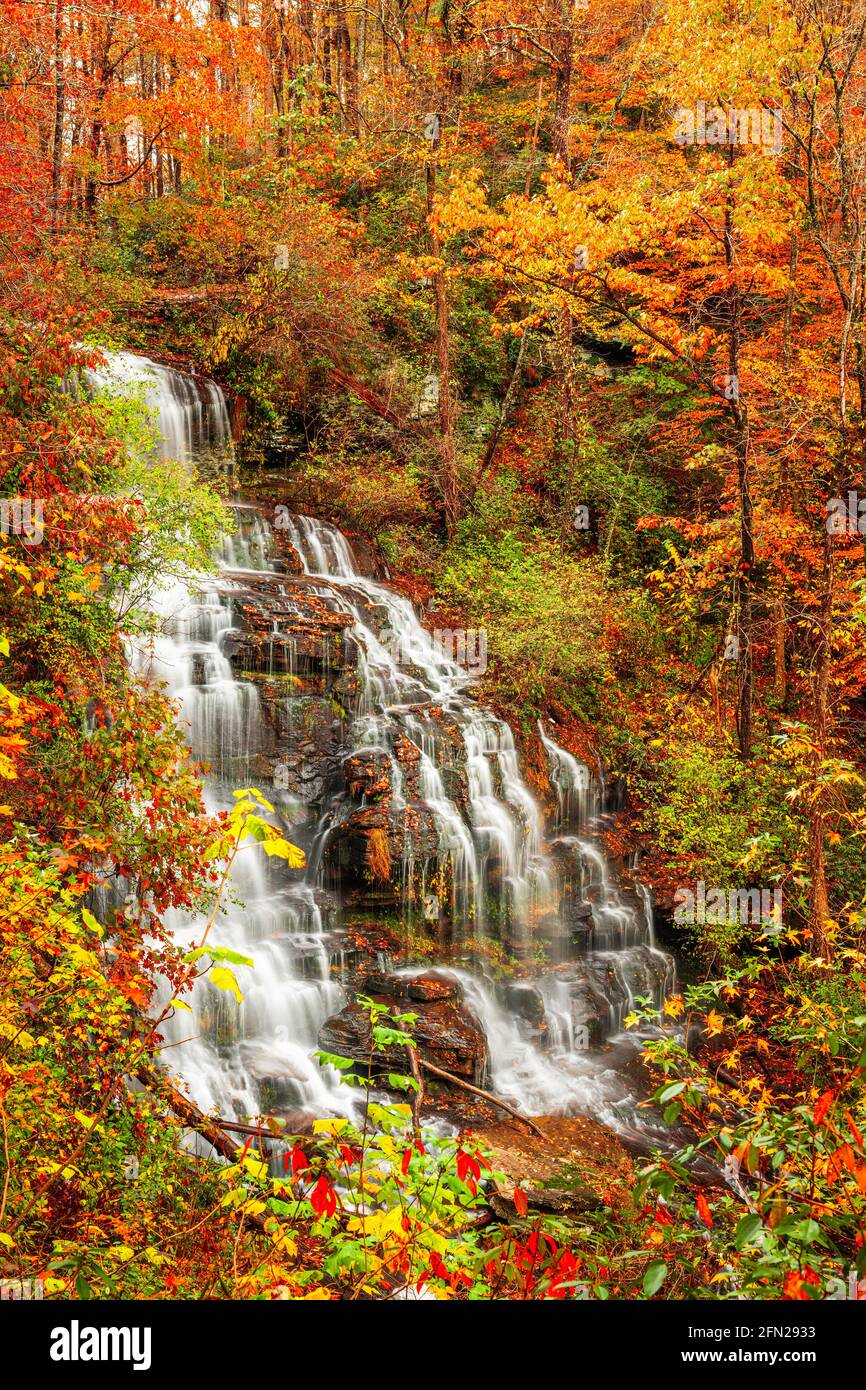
[291,1146,310,1176]
[310,1175,337,1219]
[513,1186,529,1216]
[696,1193,713,1229]
[783,1267,820,1300]
[401,1147,413,1175]
[813,1090,835,1127]
[456,1148,481,1184]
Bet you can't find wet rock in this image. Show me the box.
[325,802,440,897]
[342,749,392,800]
[319,976,487,1085]
[563,898,594,924]
[406,970,460,1003]
[500,982,547,1029]
[344,920,405,959]
[547,964,621,1046]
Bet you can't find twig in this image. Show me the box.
[417,1058,544,1137]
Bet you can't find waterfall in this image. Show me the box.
[83,349,233,462]
[105,349,676,1136]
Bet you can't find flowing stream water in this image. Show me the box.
[98,350,677,1144]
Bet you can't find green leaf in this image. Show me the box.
[388,1074,419,1092]
[315,1050,355,1070]
[206,945,254,967]
[643,1261,667,1296]
[734,1215,763,1250]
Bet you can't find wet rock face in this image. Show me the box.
[319,971,488,1085]
[323,802,441,901]
[217,564,455,908]
[499,983,549,1046]
[405,970,460,1003]
[342,749,392,800]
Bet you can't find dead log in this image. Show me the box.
[215,1118,286,1141]
[489,1186,601,1221]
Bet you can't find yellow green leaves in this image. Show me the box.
[106,1245,136,1263]
[81,907,104,938]
[203,787,305,868]
[209,965,243,1004]
[183,944,254,1004]
[258,834,305,866]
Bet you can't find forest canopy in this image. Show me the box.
[0,0,865,1339]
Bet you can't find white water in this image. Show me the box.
[101,350,675,1136]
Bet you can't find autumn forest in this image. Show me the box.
[1,0,865,1343]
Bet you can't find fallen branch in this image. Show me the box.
[213,1118,285,1141]
[137,1066,242,1163]
[417,1059,544,1137]
[137,1069,297,1238]
[328,367,406,427]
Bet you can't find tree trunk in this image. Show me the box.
[426,128,460,534]
[51,0,65,227]
[808,530,834,962]
[553,2,573,170]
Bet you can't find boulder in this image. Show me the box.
[319,973,487,1085]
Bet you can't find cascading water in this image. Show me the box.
[105,350,676,1141]
[84,349,233,464]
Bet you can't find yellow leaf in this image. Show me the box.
[313,1117,349,1135]
[107,1245,135,1263]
